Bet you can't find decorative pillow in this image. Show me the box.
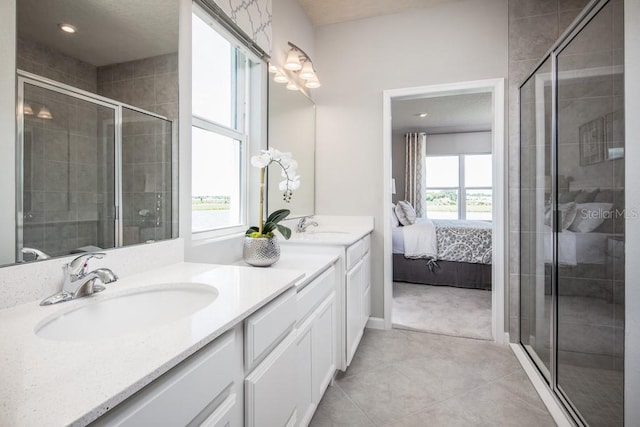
[574,189,599,204]
[544,202,577,230]
[558,190,582,204]
[569,203,613,233]
[391,204,401,227]
[395,201,416,226]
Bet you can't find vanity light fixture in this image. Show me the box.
[58,23,77,34]
[37,106,53,120]
[23,103,34,115]
[416,112,428,118]
[274,71,288,83]
[268,62,278,73]
[286,81,299,91]
[280,42,321,89]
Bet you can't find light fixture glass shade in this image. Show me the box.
[23,103,34,115]
[273,71,288,83]
[286,81,299,91]
[304,76,321,89]
[58,23,77,33]
[299,61,315,80]
[37,106,53,120]
[268,62,278,73]
[284,49,302,71]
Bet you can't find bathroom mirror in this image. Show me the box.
[267,80,315,218]
[4,0,179,266]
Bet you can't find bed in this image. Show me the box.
[392,219,492,290]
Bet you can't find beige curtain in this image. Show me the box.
[404,132,427,217]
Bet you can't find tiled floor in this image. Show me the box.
[392,282,492,340]
[310,329,555,427]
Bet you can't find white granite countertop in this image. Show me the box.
[278,216,374,247]
[233,252,339,291]
[0,262,303,427]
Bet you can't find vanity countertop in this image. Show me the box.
[279,220,374,247]
[234,252,340,291]
[0,262,303,427]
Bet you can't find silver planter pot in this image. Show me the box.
[243,235,280,267]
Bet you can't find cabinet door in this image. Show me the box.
[199,393,239,427]
[312,292,336,404]
[361,252,371,329]
[295,316,315,427]
[346,259,363,366]
[245,332,298,427]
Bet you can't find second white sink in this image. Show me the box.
[36,283,218,342]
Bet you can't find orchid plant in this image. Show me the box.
[246,148,300,240]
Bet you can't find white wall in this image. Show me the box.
[0,1,15,265]
[314,0,508,318]
[625,0,640,422]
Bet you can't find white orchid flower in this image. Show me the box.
[288,178,301,190]
[251,152,271,168]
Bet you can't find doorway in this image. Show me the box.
[382,78,506,343]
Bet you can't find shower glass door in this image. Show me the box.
[20,81,116,259]
[519,0,625,425]
[555,0,624,424]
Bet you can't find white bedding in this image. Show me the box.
[401,219,437,259]
[543,226,608,266]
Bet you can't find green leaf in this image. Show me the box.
[245,226,259,236]
[266,209,290,224]
[276,224,292,240]
[262,222,277,233]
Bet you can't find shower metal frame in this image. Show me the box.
[16,70,173,262]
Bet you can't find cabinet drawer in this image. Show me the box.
[92,329,237,427]
[346,235,371,270]
[245,288,296,371]
[296,265,335,324]
[200,393,238,427]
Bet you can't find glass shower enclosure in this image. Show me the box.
[519,0,624,425]
[17,72,174,261]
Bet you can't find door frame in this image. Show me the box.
[381,78,506,343]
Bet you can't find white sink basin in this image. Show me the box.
[36,283,218,342]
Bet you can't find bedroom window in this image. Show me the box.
[191,7,255,235]
[425,154,492,220]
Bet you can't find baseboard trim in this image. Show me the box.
[366,317,386,330]
[510,344,576,427]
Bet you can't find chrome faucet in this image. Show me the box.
[40,252,118,306]
[297,216,319,233]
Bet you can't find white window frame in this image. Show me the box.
[425,153,492,220]
[190,5,259,239]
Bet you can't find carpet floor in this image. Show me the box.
[392,282,492,340]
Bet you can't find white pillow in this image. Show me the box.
[391,204,401,227]
[395,201,416,226]
[544,202,577,230]
[569,203,613,232]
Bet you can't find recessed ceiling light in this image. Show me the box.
[415,113,428,118]
[58,23,77,34]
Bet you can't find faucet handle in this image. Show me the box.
[67,252,106,276]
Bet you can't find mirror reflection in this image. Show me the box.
[12,0,179,265]
[267,80,315,218]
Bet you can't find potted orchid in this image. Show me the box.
[243,148,300,266]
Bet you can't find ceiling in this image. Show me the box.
[391,93,492,134]
[298,0,457,27]
[17,0,179,67]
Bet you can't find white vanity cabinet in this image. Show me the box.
[294,264,338,426]
[244,288,298,427]
[345,235,371,366]
[91,326,244,427]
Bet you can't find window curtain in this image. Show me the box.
[404,132,427,217]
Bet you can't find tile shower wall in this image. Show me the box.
[508,0,590,340]
[97,54,178,245]
[17,37,97,92]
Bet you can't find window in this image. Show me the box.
[425,154,492,220]
[191,8,256,234]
